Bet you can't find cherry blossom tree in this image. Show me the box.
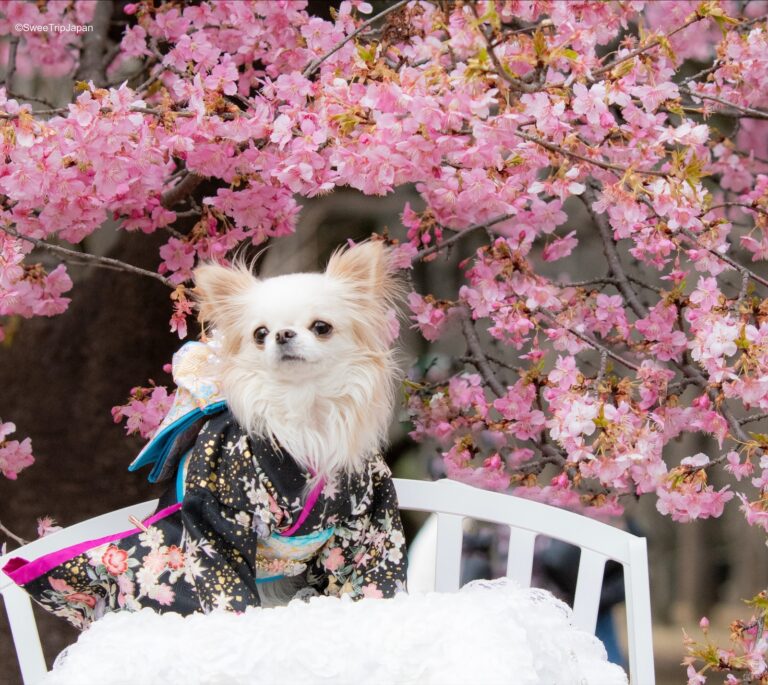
[1,0,768,680]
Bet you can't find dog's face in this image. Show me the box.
[208,272,366,379]
[194,241,399,382]
[192,240,402,476]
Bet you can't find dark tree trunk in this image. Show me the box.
[0,231,179,685]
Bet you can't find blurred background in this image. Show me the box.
[2,1,768,684]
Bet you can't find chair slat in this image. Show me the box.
[624,537,654,685]
[505,528,537,588]
[572,548,607,634]
[2,584,47,685]
[434,513,463,592]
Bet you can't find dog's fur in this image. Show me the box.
[193,241,403,486]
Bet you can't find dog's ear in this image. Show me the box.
[193,263,254,331]
[325,241,393,299]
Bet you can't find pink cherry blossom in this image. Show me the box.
[0,421,35,480]
[407,292,451,342]
[112,386,175,440]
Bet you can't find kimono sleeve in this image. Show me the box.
[179,412,277,611]
[310,459,408,599]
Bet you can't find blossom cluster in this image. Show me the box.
[0,420,34,480]
[111,384,175,440]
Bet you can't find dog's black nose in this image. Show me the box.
[275,329,296,345]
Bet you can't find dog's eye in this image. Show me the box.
[254,327,269,345]
[310,320,333,337]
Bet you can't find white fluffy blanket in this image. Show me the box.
[44,578,627,685]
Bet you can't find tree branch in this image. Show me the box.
[514,130,666,178]
[414,213,514,261]
[459,307,507,397]
[4,36,20,92]
[6,90,57,109]
[470,4,541,94]
[679,228,768,289]
[74,0,114,87]
[581,185,650,318]
[591,13,703,78]
[681,362,761,456]
[302,0,410,79]
[537,309,642,372]
[682,86,768,121]
[0,226,178,289]
[706,201,768,218]
[161,173,204,210]
[740,412,768,426]
[555,274,662,295]
[0,519,29,547]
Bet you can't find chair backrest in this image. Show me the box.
[0,500,158,685]
[1,478,654,685]
[393,478,654,685]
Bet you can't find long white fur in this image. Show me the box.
[193,242,402,485]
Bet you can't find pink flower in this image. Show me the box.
[149,583,175,606]
[688,277,720,312]
[36,516,62,538]
[165,545,185,570]
[681,453,710,469]
[389,242,417,269]
[571,82,612,128]
[631,81,679,112]
[657,483,734,522]
[120,24,148,58]
[549,399,599,441]
[738,494,768,532]
[49,576,75,594]
[361,583,384,599]
[64,592,97,608]
[112,385,174,439]
[0,422,34,480]
[686,664,706,685]
[143,549,167,575]
[203,54,239,96]
[547,356,579,389]
[102,545,129,575]
[724,452,753,481]
[159,238,196,284]
[323,547,345,572]
[408,292,449,341]
[542,231,578,262]
[270,114,294,149]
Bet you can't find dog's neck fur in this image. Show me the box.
[221,355,393,481]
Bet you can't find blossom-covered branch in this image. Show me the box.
[0,226,178,288]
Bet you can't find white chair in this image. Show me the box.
[1,478,654,685]
[395,479,654,685]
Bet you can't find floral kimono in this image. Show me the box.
[3,341,408,629]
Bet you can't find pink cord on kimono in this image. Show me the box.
[278,477,325,537]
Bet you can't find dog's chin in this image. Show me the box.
[278,353,306,363]
[269,353,322,377]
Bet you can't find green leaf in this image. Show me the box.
[533,29,547,60]
[357,43,375,65]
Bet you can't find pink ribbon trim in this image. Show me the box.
[278,479,325,537]
[2,503,182,586]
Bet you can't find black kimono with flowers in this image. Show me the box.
[4,409,408,629]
